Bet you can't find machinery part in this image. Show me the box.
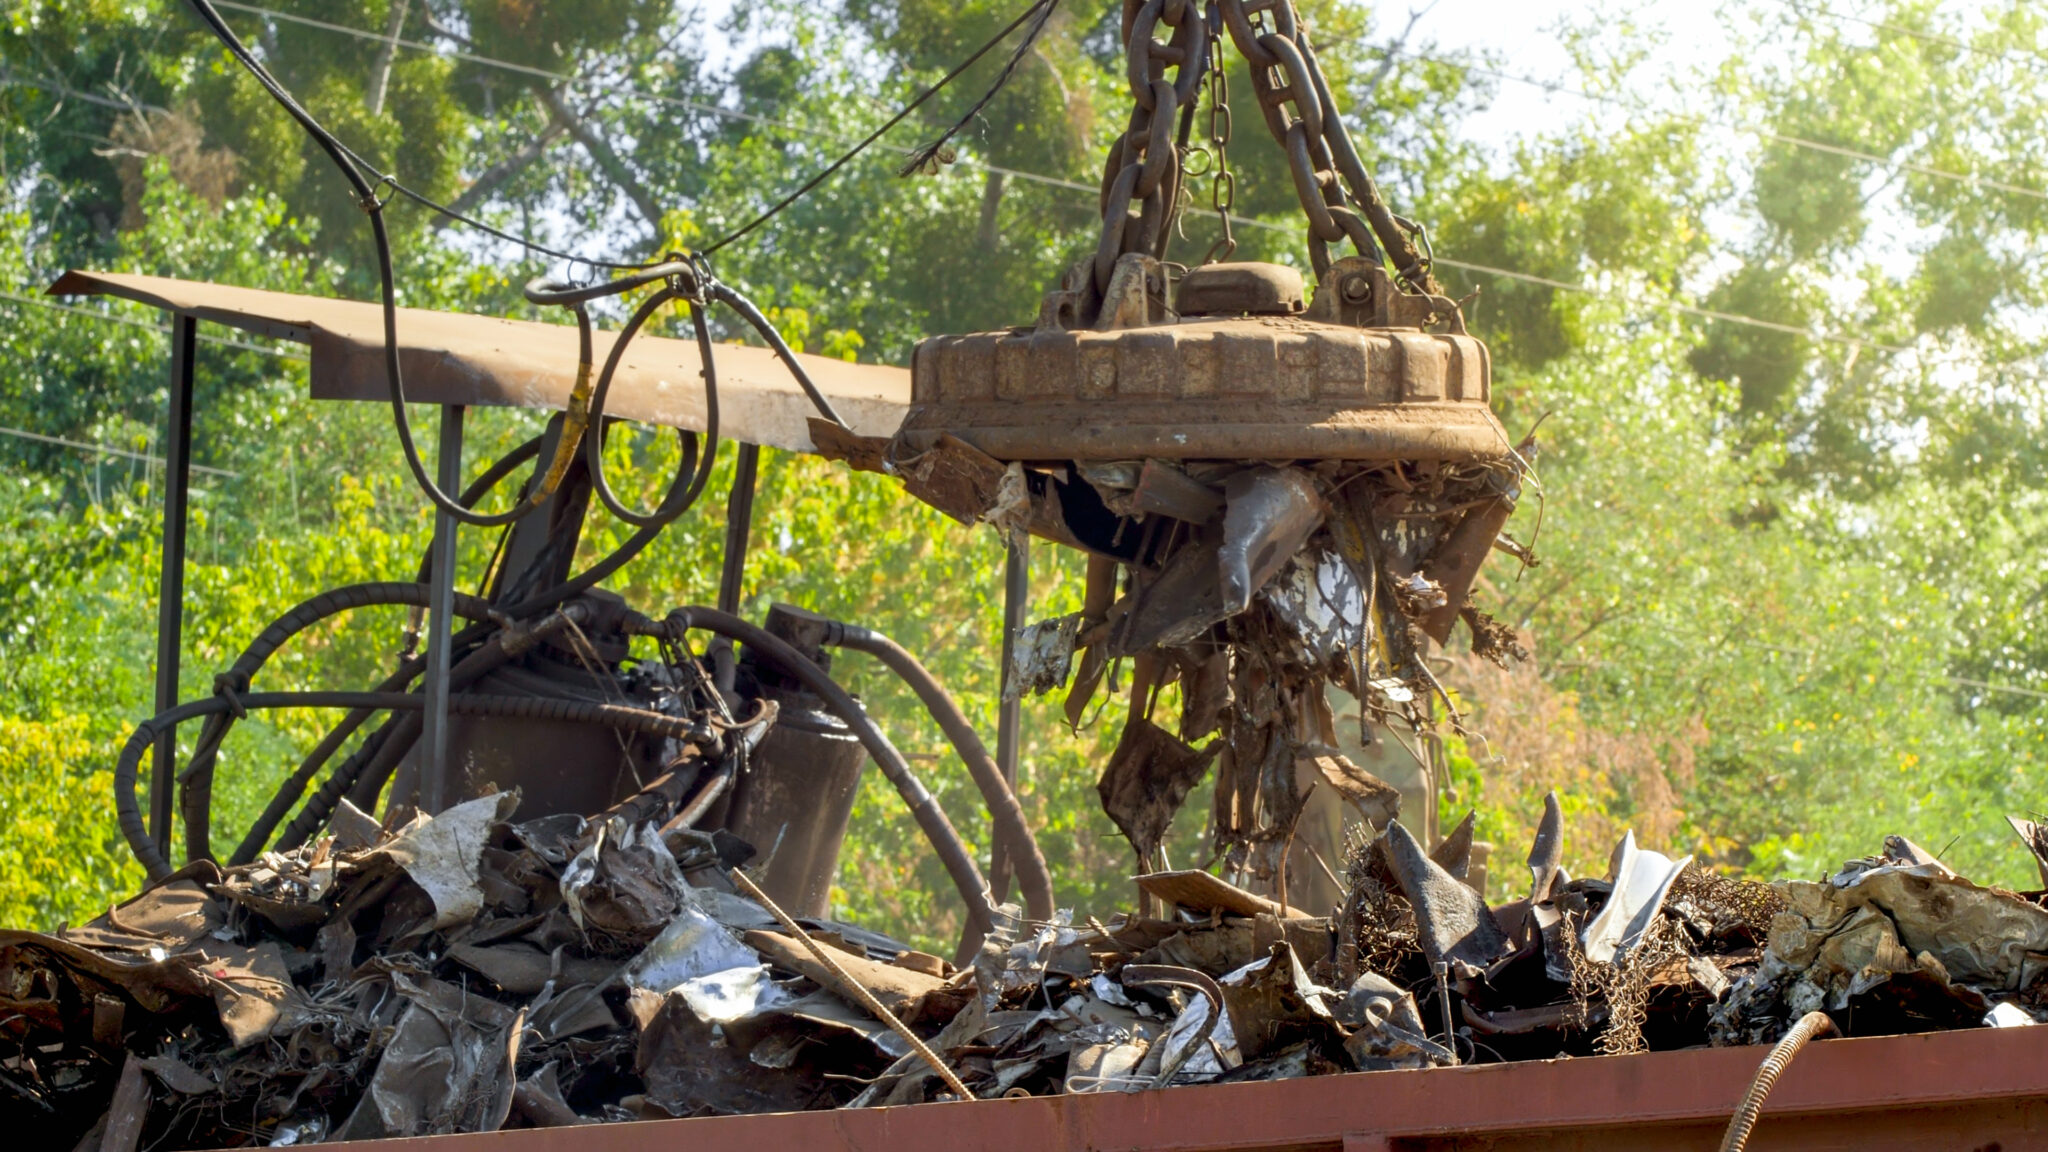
[705,280,845,429]
[1175,261,1304,316]
[1088,0,1208,293]
[763,605,1056,925]
[904,318,1501,462]
[659,608,996,952]
[561,277,720,530]
[1215,0,1431,289]
[117,688,706,881]
[723,701,868,919]
[1718,1010,1839,1152]
[272,605,588,855]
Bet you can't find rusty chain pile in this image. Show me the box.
[1094,0,1443,293]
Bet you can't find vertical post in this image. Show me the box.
[149,315,197,857]
[991,531,1028,903]
[717,442,760,615]
[420,404,464,815]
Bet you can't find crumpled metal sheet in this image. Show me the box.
[560,815,692,950]
[1381,820,1510,971]
[1336,972,1451,1071]
[337,974,519,1139]
[370,792,519,930]
[1709,855,2048,1046]
[1582,831,1693,965]
[1004,613,1083,701]
[1815,861,2048,990]
[1219,467,1327,614]
[1097,719,1218,864]
[624,903,757,993]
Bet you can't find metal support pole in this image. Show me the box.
[991,531,1028,904]
[420,404,464,815]
[149,314,198,857]
[717,442,760,616]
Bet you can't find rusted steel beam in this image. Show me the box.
[324,1026,2048,1152]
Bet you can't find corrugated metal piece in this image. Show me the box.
[323,1025,2048,1151]
[46,271,911,453]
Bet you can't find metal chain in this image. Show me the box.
[1200,3,1238,265]
[1089,0,1443,303]
[1213,0,1439,294]
[1091,0,1209,293]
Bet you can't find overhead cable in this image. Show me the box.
[1381,43,2048,204]
[1771,0,2048,70]
[0,422,240,478]
[215,0,2048,212]
[220,1,1915,355]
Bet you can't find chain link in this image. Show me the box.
[1091,0,1208,292]
[1090,0,1444,307]
[1200,3,1238,265]
[1215,0,1439,294]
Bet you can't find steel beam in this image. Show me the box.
[419,404,463,814]
[148,314,197,856]
[326,1025,2048,1152]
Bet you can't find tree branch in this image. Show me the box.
[367,0,412,116]
[538,86,665,235]
[433,119,569,227]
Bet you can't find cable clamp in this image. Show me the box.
[359,174,399,214]
[212,672,250,719]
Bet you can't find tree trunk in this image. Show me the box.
[367,0,412,116]
[539,87,665,235]
[976,169,1006,251]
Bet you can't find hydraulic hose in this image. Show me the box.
[810,617,1054,924]
[705,282,846,429]
[182,0,592,528]
[581,286,720,528]
[414,433,544,588]
[658,607,994,947]
[331,604,591,823]
[1718,1010,1839,1152]
[236,605,580,862]
[119,689,706,881]
[178,583,500,865]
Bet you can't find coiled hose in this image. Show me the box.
[1718,1010,1838,1152]
[119,688,699,881]
[658,607,995,952]
[178,583,500,863]
[813,616,1055,925]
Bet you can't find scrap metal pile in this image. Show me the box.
[17,0,2048,1146]
[16,782,2048,1147]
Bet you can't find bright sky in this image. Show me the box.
[691,0,1741,158]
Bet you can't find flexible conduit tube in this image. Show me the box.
[179,583,500,864]
[822,621,1054,924]
[1718,1010,1839,1152]
[119,689,703,880]
[661,607,994,946]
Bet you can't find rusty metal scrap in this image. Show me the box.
[16,786,2048,1145]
